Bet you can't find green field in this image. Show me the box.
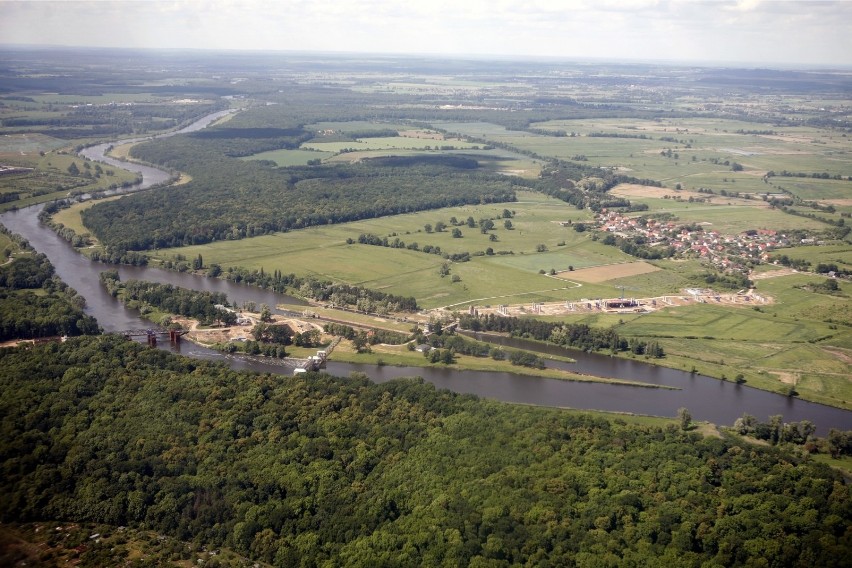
[305,121,414,133]
[437,118,852,201]
[0,152,141,212]
[623,199,830,233]
[526,272,852,408]
[771,244,852,270]
[0,132,68,154]
[617,274,852,408]
[239,148,333,166]
[151,191,651,308]
[45,94,852,411]
[29,93,166,104]
[303,136,482,153]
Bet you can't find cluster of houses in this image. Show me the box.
[596,210,793,272]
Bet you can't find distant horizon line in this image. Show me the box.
[1,43,850,72]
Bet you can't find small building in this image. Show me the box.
[415,344,432,353]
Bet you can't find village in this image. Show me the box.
[595,208,793,273]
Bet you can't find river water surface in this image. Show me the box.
[2,112,849,434]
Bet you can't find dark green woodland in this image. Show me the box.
[1,335,850,566]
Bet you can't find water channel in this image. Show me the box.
[2,112,849,434]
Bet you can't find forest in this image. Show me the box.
[458,314,666,359]
[215,267,420,314]
[2,48,852,566]
[100,272,236,326]
[1,335,850,567]
[0,228,100,340]
[81,153,518,250]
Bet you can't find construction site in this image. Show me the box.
[465,288,772,318]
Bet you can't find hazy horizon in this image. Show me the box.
[1,1,851,69]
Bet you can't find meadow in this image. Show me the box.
[145,166,850,408]
[302,136,482,153]
[442,117,852,203]
[239,148,333,166]
[532,272,852,409]
[23,69,851,410]
[152,191,631,308]
[237,121,544,176]
[772,243,852,271]
[0,152,140,212]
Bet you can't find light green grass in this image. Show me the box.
[239,148,333,166]
[625,199,830,233]
[305,121,413,133]
[0,132,68,153]
[152,191,611,309]
[50,195,123,240]
[619,303,833,342]
[303,136,481,153]
[771,244,852,270]
[606,274,852,408]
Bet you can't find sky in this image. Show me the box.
[1,0,851,67]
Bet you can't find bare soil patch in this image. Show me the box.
[558,261,660,284]
[610,183,706,200]
[770,371,799,385]
[177,313,323,346]
[750,267,799,280]
[822,347,852,366]
[473,288,772,318]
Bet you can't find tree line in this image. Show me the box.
[219,267,419,313]
[81,155,518,250]
[459,313,625,353]
[100,272,236,326]
[0,227,100,340]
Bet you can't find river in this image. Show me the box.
[2,111,849,434]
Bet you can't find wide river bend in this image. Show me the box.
[2,112,849,434]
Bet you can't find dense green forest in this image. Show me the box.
[0,228,100,340]
[100,272,236,326]
[82,152,517,250]
[458,313,666,358]
[212,267,419,313]
[2,335,850,566]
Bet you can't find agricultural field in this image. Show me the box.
[530,272,852,408]
[151,191,661,308]
[239,148,333,166]
[771,243,852,271]
[238,121,542,175]
[0,151,141,212]
[6,50,849,411]
[439,117,852,203]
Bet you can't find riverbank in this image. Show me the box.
[127,299,673,389]
[328,340,677,389]
[4,107,850,431]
